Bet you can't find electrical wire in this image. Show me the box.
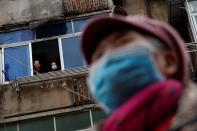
[2,42,197,102]
[0,51,95,103]
[62,86,95,102]
[2,52,40,74]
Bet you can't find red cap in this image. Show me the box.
[81,15,190,84]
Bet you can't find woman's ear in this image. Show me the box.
[154,51,178,79]
[162,52,178,78]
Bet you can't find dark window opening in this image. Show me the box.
[113,0,123,6]
[32,39,61,74]
[36,22,72,39]
[169,0,190,42]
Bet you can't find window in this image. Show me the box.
[0,16,91,83]
[0,109,107,131]
[62,37,85,69]
[56,111,91,131]
[73,18,88,33]
[0,29,34,45]
[19,117,54,131]
[92,110,107,123]
[32,39,61,74]
[188,0,197,14]
[187,0,197,41]
[0,123,17,131]
[4,45,31,81]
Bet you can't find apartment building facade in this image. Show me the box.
[0,0,196,131]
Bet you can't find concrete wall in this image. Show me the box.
[149,0,168,22]
[0,0,112,27]
[0,0,63,26]
[0,77,91,119]
[122,0,147,16]
[122,0,168,22]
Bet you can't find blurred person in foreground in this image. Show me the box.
[81,15,197,131]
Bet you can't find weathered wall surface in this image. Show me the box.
[122,0,147,15]
[0,0,63,26]
[149,0,168,22]
[0,0,112,27]
[122,0,168,22]
[0,77,91,119]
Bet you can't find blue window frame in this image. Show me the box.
[4,45,31,81]
[62,37,85,69]
[0,17,91,82]
[73,18,88,33]
[36,22,72,39]
[0,29,34,45]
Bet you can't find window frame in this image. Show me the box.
[186,0,197,41]
[2,42,32,84]
[0,48,2,84]
[0,17,87,84]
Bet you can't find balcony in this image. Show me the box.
[0,67,95,120]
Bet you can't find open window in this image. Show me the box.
[0,17,91,81]
[32,39,61,74]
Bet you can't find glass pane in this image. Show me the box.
[19,117,54,131]
[73,18,88,33]
[36,22,72,39]
[4,45,31,80]
[0,123,17,131]
[194,16,197,35]
[189,1,197,14]
[56,111,91,131]
[0,29,34,45]
[92,110,108,124]
[62,37,85,69]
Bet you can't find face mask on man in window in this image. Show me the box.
[51,62,58,71]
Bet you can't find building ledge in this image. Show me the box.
[15,66,88,86]
[0,104,99,124]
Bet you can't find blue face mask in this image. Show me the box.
[88,45,164,113]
